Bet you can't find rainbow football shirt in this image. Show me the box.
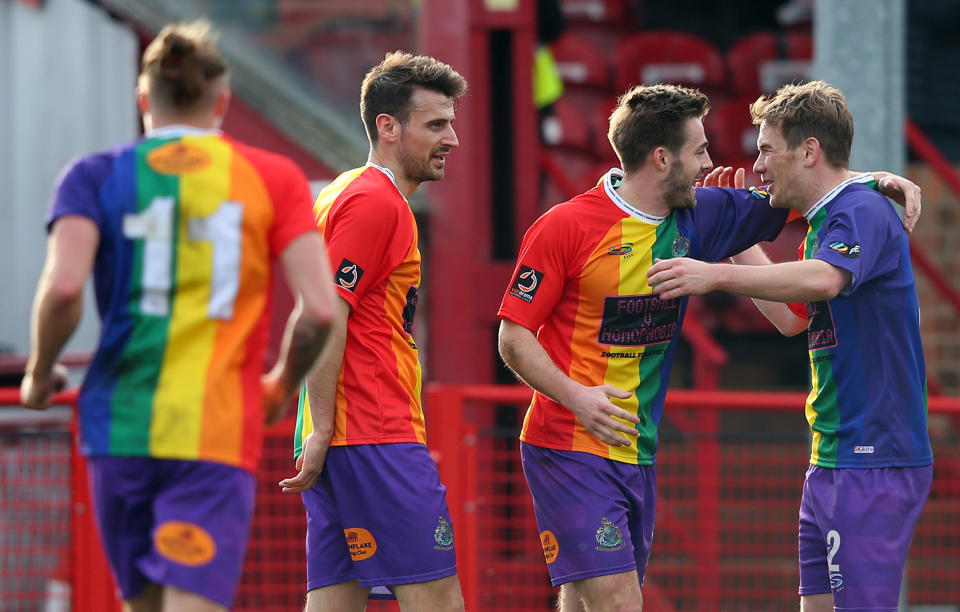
[294,164,424,457]
[799,175,932,468]
[47,126,318,472]
[498,169,788,464]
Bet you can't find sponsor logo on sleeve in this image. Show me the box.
[335,258,364,291]
[509,266,544,303]
[827,241,860,258]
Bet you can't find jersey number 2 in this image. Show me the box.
[123,196,243,319]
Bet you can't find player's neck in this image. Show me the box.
[799,166,854,215]
[615,171,672,218]
[366,152,419,199]
[145,114,221,133]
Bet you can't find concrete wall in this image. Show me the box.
[0,0,138,357]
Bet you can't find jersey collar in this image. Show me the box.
[803,172,873,221]
[603,168,667,225]
[148,125,222,139]
[365,162,406,201]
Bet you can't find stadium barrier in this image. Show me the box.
[1,387,958,611]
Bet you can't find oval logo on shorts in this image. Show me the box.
[344,528,377,561]
[147,141,212,175]
[540,530,559,564]
[154,521,216,566]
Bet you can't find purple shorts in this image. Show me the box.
[302,443,457,592]
[520,442,656,587]
[798,464,932,609]
[88,457,256,608]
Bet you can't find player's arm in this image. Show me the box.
[498,318,640,447]
[262,232,336,424]
[21,216,99,409]
[279,295,349,494]
[729,245,808,336]
[859,170,921,233]
[648,256,850,304]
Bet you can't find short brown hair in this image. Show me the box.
[360,51,468,144]
[139,21,228,114]
[607,84,710,173]
[749,81,853,169]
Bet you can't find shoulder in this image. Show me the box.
[832,185,899,223]
[226,137,307,182]
[56,145,128,191]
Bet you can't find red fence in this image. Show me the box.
[2,387,959,611]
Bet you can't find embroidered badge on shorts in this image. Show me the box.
[154,521,217,566]
[344,527,378,561]
[434,516,454,550]
[595,517,625,552]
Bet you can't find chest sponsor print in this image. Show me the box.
[598,294,681,347]
[806,300,838,351]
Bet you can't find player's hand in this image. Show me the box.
[261,371,292,425]
[279,432,330,493]
[647,257,716,300]
[20,364,68,411]
[696,166,745,189]
[873,171,921,233]
[565,384,640,447]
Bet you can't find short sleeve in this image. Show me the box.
[324,191,410,308]
[692,187,789,262]
[813,194,901,297]
[264,158,320,258]
[497,209,577,332]
[47,154,112,232]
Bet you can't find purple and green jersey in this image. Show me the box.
[800,175,932,468]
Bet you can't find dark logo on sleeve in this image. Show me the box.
[509,266,544,303]
[828,241,860,258]
[806,300,838,351]
[598,294,681,346]
[335,259,364,291]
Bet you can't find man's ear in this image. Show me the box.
[376,113,400,144]
[651,146,670,171]
[803,137,821,167]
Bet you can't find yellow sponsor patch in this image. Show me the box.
[344,528,378,561]
[540,530,559,564]
[154,521,217,566]
[147,141,212,175]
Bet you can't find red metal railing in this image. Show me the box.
[425,384,960,611]
[4,386,959,610]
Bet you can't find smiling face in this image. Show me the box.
[395,87,459,185]
[753,120,805,209]
[663,117,713,209]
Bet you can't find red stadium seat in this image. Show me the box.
[589,96,619,155]
[551,33,611,91]
[612,31,726,94]
[544,97,594,153]
[558,0,628,25]
[704,97,761,163]
[727,31,812,99]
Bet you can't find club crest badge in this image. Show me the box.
[434,517,454,550]
[671,234,690,257]
[595,517,625,551]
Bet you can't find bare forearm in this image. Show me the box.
[498,321,579,406]
[26,278,83,377]
[305,305,347,438]
[730,246,808,336]
[713,259,846,303]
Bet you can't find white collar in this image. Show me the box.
[803,172,873,221]
[365,162,406,201]
[148,125,222,139]
[602,168,667,225]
